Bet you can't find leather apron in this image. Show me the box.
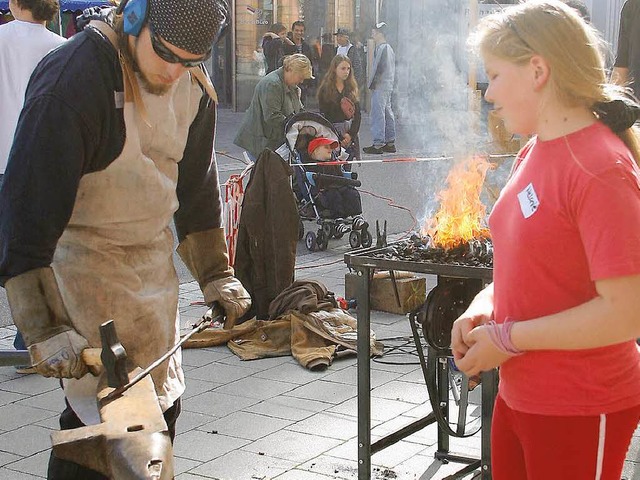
[56,38,204,423]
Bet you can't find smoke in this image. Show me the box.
[387,0,499,229]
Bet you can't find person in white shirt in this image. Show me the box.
[0,0,65,175]
[0,0,65,372]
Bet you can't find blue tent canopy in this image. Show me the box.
[0,0,111,12]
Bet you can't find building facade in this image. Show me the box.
[217,0,626,114]
[226,0,369,110]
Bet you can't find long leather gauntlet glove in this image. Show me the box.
[177,228,251,329]
[5,267,89,379]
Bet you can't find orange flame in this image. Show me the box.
[421,156,493,249]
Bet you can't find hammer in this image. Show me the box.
[0,321,126,378]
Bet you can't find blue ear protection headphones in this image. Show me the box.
[116,0,149,37]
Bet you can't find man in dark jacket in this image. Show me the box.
[285,20,316,103]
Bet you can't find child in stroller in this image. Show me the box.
[283,111,372,251]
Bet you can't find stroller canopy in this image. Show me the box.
[284,111,341,156]
[0,0,110,12]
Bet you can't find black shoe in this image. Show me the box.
[363,145,383,155]
[382,143,396,153]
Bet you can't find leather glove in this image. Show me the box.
[203,276,251,329]
[29,330,89,379]
[177,228,253,329]
[5,267,92,379]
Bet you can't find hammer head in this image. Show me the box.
[100,320,129,388]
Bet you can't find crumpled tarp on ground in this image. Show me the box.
[183,281,384,370]
[183,308,383,370]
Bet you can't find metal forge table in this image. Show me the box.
[344,245,497,480]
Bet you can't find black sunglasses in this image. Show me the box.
[148,23,211,68]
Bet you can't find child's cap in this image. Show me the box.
[308,137,339,155]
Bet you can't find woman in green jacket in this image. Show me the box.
[234,54,313,159]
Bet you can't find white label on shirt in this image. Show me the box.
[517,182,539,218]
[114,91,124,109]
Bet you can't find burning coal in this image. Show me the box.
[364,156,495,268]
[375,233,493,268]
[421,156,494,249]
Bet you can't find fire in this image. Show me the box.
[421,156,493,249]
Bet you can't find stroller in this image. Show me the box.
[283,111,372,252]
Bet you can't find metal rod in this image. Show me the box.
[371,412,437,453]
[0,350,31,367]
[102,314,220,402]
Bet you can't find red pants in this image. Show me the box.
[492,395,640,480]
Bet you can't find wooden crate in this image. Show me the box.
[345,271,427,315]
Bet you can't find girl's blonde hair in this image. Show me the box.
[317,54,359,105]
[469,0,640,163]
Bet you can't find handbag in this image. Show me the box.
[340,96,356,120]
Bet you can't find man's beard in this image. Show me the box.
[120,37,171,96]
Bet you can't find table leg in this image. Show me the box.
[357,266,372,480]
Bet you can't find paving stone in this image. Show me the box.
[287,380,357,405]
[329,395,416,422]
[190,449,296,479]
[187,362,258,384]
[286,411,358,441]
[244,430,342,464]
[175,472,206,480]
[0,451,21,467]
[198,410,293,441]
[15,388,65,412]
[0,403,57,430]
[0,389,26,407]
[173,455,202,477]
[252,361,333,385]
[370,357,422,375]
[323,365,402,389]
[372,380,430,404]
[216,352,292,372]
[297,454,359,480]
[0,425,53,456]
[2,449,50,477]
[0,467,45,479]
[182,390,260,419]
[249,395,333,422]
[174,430,249,462]
[273,469,339,479]
[182,378,223,400]
[213,376,298,400]
[0,375,59,396]
[33,415,61,430]
[182,348,235,368]
[176,410,218,434]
